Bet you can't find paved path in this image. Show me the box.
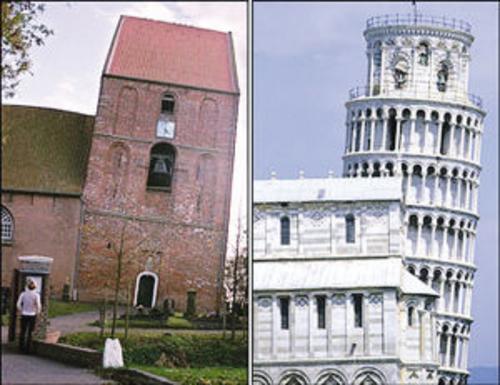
[2,346,112,385]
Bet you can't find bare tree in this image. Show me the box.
[224,215,248,340]
[80,215,163,338]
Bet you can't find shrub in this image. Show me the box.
[59,332,247,368]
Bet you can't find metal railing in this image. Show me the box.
[348,81,483,109]
[366,13,472,34]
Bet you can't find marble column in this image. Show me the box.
[272,295,278,357]
[382,117,388,151]
[360,118,366,152]
[422,119,430,154]
[439,278,445,313]
[458,124,465,159]
[445,333,451,367]
[449,279,456,313]
[436,119,444,155]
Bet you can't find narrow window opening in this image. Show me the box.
[316,295,326,329]
[280,297,289,330]
[407,306,414,326]
[353,294,363,327]
[345,214,355,243]
[161,95,175,114]
[280,216,290,245]
[387,110,397,150]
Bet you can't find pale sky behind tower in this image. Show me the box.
[254,1,498,370]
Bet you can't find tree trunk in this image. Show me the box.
[111,228,125,338]
[124,282,130,340]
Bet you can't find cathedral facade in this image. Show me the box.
[253,14,484,385]
[2,16,239,314]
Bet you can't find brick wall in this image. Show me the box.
[33,341,102,368]
[1,192,82,297]
[78,76,239,313]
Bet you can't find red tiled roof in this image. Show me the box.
[104,16,239,94]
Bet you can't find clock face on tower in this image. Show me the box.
[156,119,175,139]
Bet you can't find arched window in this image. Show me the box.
[418,42,430,66]
[280,216,290,245]
[1,206,14,243]
[279,297,290,329]
[437,62,450,92]
[345,214,355,243]
[394,58,409,89]
[407,306,415,326]
[147,143,176,190]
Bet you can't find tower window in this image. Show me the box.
[393,59,409,89]
[437,62,449,92]
[1,206,14,243]
[345,214,355,243]
[280,216,290,245]
[161,94,175,114]
[353,294,363,327]
[418,42,430,66]
[316,295,326,329]
[407,306,415,326]
[280,297,289,330]
[147,143,176,190]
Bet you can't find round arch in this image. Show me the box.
[134,271,159,308]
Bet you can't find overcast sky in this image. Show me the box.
[7,1,248,250]
[254,1,498,369]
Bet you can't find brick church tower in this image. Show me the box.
[77,16,239,313]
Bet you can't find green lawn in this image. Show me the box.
[134,365,247,385]
[48,300,98,318]
[89,315,193,329]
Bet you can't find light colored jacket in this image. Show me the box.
[16,289,42,316]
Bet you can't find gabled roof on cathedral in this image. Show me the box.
[254,177,402,203]
[254,257,438,297]
[1,105,94,195]
[104,16,239,94]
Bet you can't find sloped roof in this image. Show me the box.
[401,270,438,297]
[254,177,402,203]
[104,16,239,94]
[254,257,438,297]
[1,105,94,195]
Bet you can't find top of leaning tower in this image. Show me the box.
[349,12,483,111]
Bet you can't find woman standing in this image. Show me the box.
[16,279,42,354]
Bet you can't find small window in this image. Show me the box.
[280,297,289,330]
[280,216,290,245]
[161,94,175,114]
[437,62,449,92]
[345,214,355,243]
[353,294,363,328]
[418,42,430,66]
[407,306,415,326]
[1,206,14,243]
[147,143,176,190]
[316,295,326,329]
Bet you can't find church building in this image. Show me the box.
[2,16,240,314]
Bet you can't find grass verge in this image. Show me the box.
[134,365,247,385]
[48,300,98,318]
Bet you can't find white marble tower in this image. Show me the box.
[343,13,485,385]
[253,13,485,385]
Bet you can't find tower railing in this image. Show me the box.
[366,13,472,34]
[348,82,483,109]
